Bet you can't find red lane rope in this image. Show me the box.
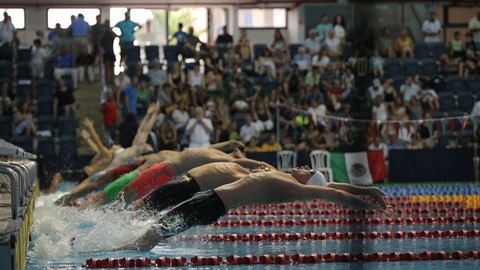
[226,208,480,216]
[237,200,465,210]
[212,216,480,227]
[83,251,480,267]
[178,229,480,242]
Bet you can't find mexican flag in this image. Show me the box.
[330,151,387,185]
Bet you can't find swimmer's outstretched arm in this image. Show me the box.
[325,182,388,209]
[84,118,109,155]
[131,102,159,147]
[209,140,245,153]
[232,158,276,170]
[81,129,100,154]
[55,173,113,206]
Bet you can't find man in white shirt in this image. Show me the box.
[471,100,480,116]
[469,12,480,43]
[304,29,321,55]
[0,12,15,46]
[293,46,311,71]
[400,76,420,103]
[147,58,167,88]
[324,29,341,58]
[185,106,213,148]
[239,114,260,144]
[31,39,47,79]
[368,78,384,103]
[422,11,442,44]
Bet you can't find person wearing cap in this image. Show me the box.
[119,165,389,251]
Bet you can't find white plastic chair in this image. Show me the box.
[309,150,333,182]
[276,150,297,172]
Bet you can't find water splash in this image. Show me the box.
[29,191,154,259]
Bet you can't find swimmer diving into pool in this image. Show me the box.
[75,146,272,209]
[118,166,391,251]
[55,140,246,206]
[48,103,160,194]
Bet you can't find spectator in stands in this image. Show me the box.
[0,12,15,47]
[244,136,260,152]
[182,26,201,60]
[399,76,420,103]
[293,46,311,72]
[382,79,397,112]
[121,75,138,117]
[304,29,321,55]
[239,114,260,144]
[147,58,167,89]
[91,15,103,60]
[284,64,303,96]
[272,48,288,80]
[75,45,95,84]
[35,30,48,48]
[53,79,76,118]
[236,29,251,61]
[101,88,117,140]
[100,19,117,84]
[114,11,142,64]
[324,29,342,59]
[370,49,385,77]
[48,23,62,42]
[171,100,190,131]
[468,11,480,43]
[116,113,138,148]
[368,135,389,159]
[419,84,440,111]
[259,135,282,152]
[205,46,223,72]
[422,11,442,44]
[205,66,223,95]
[270,29,288,54]
[279,97,297,134]
[386,130,406,152]
[135,80,153,115]
[69,13,90,57]
[256,49,275,76]
[156,82,173,110]
[13,103,36,137]
[419,111,439,148]
[333,13,346,43]
[406,132,424,149]
[316,14,333,43]
[471,99,480,116]
[377,27,395,59]
[338,129,363,152]
[30,39,47,80]
[0,81,13,116]
[51,44,78,90]
[307,98,329,126]
[438,52,458,75]
[305,65,321,89]
[459,49,479,78]
[448,31,465,61]
[169,23,187,48]
[368,78,384,104]
[187,62,204,89]
[50,29,72,55]
[465,33,479,55]
[223,47,241,75]
[229,81,248,112]
[391,96,409,121]
[158,120,177,150]
[407,95,423,120]
[395,28,415,60]
[185,106,213,148]
[312,47,330,69]
[168,62,186,88]
[252,97,274,132]
[371,95,388,121]
[215,26,233,48]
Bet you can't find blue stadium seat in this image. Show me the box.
[232,112,247,129]
[253,44,268,60]
[16,81,32,98]
[431,76,447,92]
[447,75,466,93]
[431,42,447,59]
[16,45,32,62]
[145,45,159,62]
[414,42,430,59]
[288,43,303,59]
[421,58,438,78]
[37,115,55,133]
[36,80,55,98]
[350,111,370,120]
[17,62,31,80]
[385,59,402,76]
[342,42,354,61]
[14,135,34,153]
[125,45,141,62]
[37,136,55,157]
[163,45,179,62]
[58,135,77,159]
[457,91,475,112]
[57,115,76,136]
[37,96,54,116]
[217,47,228,60]
[438,91,456,111]
[430,110,446,119]
[392,75,405,94]
[448,109,465,117]
[403,59,420,77]
[468,78,480,97]
[0,115,13,140]
[240,60,256,76]
[458,132,473,147]
[0,61,12,79]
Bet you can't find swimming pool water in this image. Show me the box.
[26,183,480,270]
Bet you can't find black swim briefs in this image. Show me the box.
[153,190,226,239]
[143,173,201,212]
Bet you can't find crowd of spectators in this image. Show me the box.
[2,9,480,159]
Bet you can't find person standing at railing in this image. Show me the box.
[468,11,480,44]
[69,13,90,58]
[422,11,442,44]
[114,11,142,65]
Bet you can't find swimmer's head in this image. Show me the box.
[291,166,327,186]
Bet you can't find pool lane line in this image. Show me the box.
[82,250,480,268]
[226,207,480,216]
[176,229,480,242]
[212,216,480,227]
